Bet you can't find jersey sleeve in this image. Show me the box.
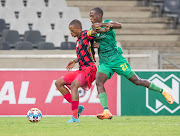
[103,19,114,31]
[86,30,94,40]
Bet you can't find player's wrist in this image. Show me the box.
[72,59,77,63]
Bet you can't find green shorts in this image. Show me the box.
[97,54,134,79]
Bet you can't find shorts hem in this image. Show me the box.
[97,70,111,79]
[125,71,135,79]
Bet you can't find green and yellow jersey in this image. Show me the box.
[92,19,123,64]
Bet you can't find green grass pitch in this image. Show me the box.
[0,116,180,136]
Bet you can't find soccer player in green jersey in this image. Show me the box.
[90,7,174,120]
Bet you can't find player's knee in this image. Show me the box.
[96,80,104,88]
[70,81,79,90]
[55,78,64,88]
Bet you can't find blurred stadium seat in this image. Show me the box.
[18,8,39,22]
[46,31,64,47]
[24,30,43,47]
[0,8,16,23]
[62,7,81,19]
[80,18,91,30]
[48,0,67,9]
[26,0,46,10]
[0,41,10,50]
[41,8,63,22]
[37,42,55,50]
[144,0,164,7]
[0,18,7,35]
[14,41,33,50]
[55,19,76,42]
[4,0,25,11]
[2,30,20,47]
[10,19,30,35]
[33,19,53,36]
[60,42,76,50]
[160,0,180,29]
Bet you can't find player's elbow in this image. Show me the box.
[119,23,122,28]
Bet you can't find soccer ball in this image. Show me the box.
[27,108,42,122]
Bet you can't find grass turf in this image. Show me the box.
[0,116,179,136]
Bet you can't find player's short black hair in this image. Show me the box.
[91,7,103,17]
[69,19,82,29]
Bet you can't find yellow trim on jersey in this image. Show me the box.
[96,27,101,30]
[89,41,95,62]
[87,30,92,36]
[87,30,96,36]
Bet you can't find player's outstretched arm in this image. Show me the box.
[92,22,122,33]
[105,22,122,29]
[87,30,97,36]
[100,22,122,29]
[66,58,78,71]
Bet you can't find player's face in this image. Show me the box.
[90,10,100,24]
[69,25,80,37]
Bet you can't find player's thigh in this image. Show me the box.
[74,73,86,87]
[111,55,134,78]
[97,63,114,79]
[61,70,80,85]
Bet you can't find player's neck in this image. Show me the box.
[77,31,82,38]
[97,20,102,23]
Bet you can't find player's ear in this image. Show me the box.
[98,13,102,18]
[78,26,82,30]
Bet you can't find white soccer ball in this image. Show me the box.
[27,108,42,122]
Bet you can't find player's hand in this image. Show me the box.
[94,42,99,48]
[92,23,101,30]
[105,24,111,32]
[66,60,75,71]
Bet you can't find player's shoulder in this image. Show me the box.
[103,19,112,23]
[82,30,88,35]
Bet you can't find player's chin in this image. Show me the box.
[71,34,76,37]
[90,20,94,24]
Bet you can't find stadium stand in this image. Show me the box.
[24,30,43,47]
[144,0,180,28]
[37,42,55,50]
[2,30,20,47]
[48,0,67,9]
[159,0,180,29]
[41,8,63,21]
[0,41,10,50]
[62,7,81,19]
[80,18,91,30]
[67,0,180,69]
[32,19,54,36]
[0,0,81,48]
[26,0,46,10]
[4,0,25,11]
[55,19,76,43]
[0,8,16,23]
[10,19,30,35]
[46,31,64,48]
[14,41,33,50]
[144,0,164,7]
[60,42,76,50]
[0,0,179,69]
[0,18,7,35]
[18,8,39,22]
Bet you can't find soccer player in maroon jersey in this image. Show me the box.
[55,19,97,123]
